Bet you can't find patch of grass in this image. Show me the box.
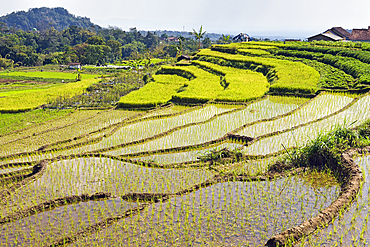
[197,147,243,164]
[0,109,73,135]
[289,121,370,171]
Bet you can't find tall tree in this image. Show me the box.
[190,25,206,51]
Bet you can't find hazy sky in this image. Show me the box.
[1,0,370,38]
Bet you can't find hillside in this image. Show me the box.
[0,7,97,31]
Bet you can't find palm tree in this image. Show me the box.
[222,34,230,44]
[190,25,206,51]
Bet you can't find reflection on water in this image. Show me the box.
[73,173,339,246]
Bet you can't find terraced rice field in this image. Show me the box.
[1,41,370,246]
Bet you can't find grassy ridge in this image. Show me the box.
[197,49,320,95]
[192,60,269,101]
[117,75,188,108]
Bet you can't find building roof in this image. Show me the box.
[68,62,81,65]
[326,27,351,39]
[233,33,250,40]
[167,37,179,41]
[349,27,370,41]
[308,32,343,41]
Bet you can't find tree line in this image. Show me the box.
[0,24,215,68]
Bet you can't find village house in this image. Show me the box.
[324,27,351,40]
[307,32,344,42]
[349,26,370,42]
[233,33,251,42]
[68,62,81,69]
[167,37,179,42]
[308,26,370,42]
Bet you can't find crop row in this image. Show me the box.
[71,171,338,246]
[196,49,320,95]
[283,45,370,64]
[0,109,139,156]
[242,95,370,156]
[103,99,296,157]
[236,93,353,137]
[192,60,269,101]
[276,48,370,86]
[0,157,214,217]
[75,104,243,153]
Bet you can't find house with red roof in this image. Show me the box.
[308,26,370,42]
[349,26,370,42]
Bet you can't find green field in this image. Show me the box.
[0,71,100,112]
[1,41,370,246]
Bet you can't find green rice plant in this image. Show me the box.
[237,93,353,137]
[276,47,370,86]
[133,142,244,165]
[237,48,271,56]
[0,109,138,155]
[300,154,370,246]
[0,77,101,112]
[74,104,239,153]
[0,108,73,136]
[0,71,97,83]
[197,49,320,95]
[143,104,194,118]
[104,99,297,156]
[192,60,270,101]
[71,173,339,246]
[0,157,214,218]
[158,65,224,103]
[242,95,370,155]
[0,198,139,246]
[117,74,188,108]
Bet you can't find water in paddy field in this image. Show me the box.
[71,172,339,246]
[0,198,139,246]
[301,154,370,246]
[0,157,214,218]
[132,142,244,164]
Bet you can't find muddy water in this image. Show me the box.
[0,197,139,246]
[72,174,339,246]
[301,154,370,246]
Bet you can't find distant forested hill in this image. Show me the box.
[0,7,97,31]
